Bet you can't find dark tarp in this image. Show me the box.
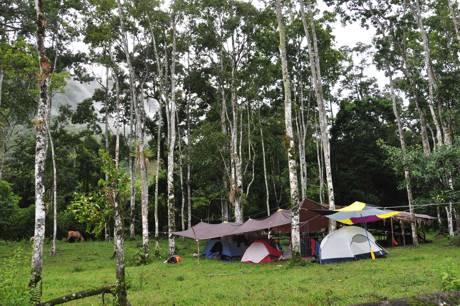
[172,198,329,240]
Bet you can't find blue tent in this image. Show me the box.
[203,237,248,259]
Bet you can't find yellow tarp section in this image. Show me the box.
[376,211,400,219]
[336,201,366,212]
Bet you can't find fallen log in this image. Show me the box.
[353,291,460,306]
[38,285,115,306]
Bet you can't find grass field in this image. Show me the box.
[0,236,459,305]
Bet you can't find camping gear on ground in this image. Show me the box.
[319,226,386,264]
[164,255,182,264]
[203,236,248,259]
[241,240,282,263]
[172,198,329,241]
[312,201,400,225]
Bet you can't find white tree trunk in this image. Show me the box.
[0,69,3,108]
[275,0,301,256]
[30,0,50,299]
[113,69,127,304]
[259,122,270,216]
[48,122,57,256]
[154,108,161,238]
[411,0,444,148]
[448,0,460,46]
[138,88,149,260]
[230,60,243,224]
[300,0,335,230]
[167,15,178,256]
[389,72,418,246]
[446,205,454,237]
[177,118,185,231]
[186,90,192,228]
[117,0,149,257]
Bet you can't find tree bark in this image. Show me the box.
[0,69,3,108]
[300,0,335,230]
[411,0,444,148]
[446,205,454,237]
[186,86,192,228]
[275,0,301,256]
[30,0,51,300]
[104,65,111,241]
[167,14,177,256]
[259,119,270,216]
[229,47,243,224]
[39,285,116,306]
[117,0,149,258]
[154,107,161,238]
[48,122,57,256]
[177,117,185,231]
[219,44,230,223]
[388,72,418,246]
[448,0,460,46]
[138,86,149,259]
[113,70,125,305]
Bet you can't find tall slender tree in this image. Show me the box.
[275,0,301,256]
[30,0,51,300]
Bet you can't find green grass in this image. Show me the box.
[0,237,459,305]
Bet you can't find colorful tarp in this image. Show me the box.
[313,201,400,225]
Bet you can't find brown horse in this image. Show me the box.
[67,230,84,242]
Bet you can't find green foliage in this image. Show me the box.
[441,271,460,292]
[0,247,29,305]
[380,140,460,203]
[68,191,111,236]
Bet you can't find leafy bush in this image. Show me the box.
[441,271,460,292]
[0,247,29,305]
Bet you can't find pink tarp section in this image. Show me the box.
[172,198,329,240]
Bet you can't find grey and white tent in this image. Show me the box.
[319,226,386,264]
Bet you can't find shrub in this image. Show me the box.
[441,271,460,292]
[0,247,29,305]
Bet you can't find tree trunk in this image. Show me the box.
[154,107,161,238]
[388,72,418,246]
[186,87,192,228]
[446,205,454,237]
[219,41,229,223]
[259,121,270,216]
[138,87,149,260]
[117,0,149,257]
[448,0,460,46]
[300,0,335,230]
[48,123,57,256]
[30,0,51,301]
[177,118,185,231]
[167,14,177,256]
[112,69,126,305]
[0,69,3,107]
[275,0,301,256]
[104,66,111,241]
[411,0,444,148]
[437,206,442,229]
[230,53,243,224]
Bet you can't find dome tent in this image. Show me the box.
[241,240,282,263]
[319,226,386,264]
[203,237,248,259]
